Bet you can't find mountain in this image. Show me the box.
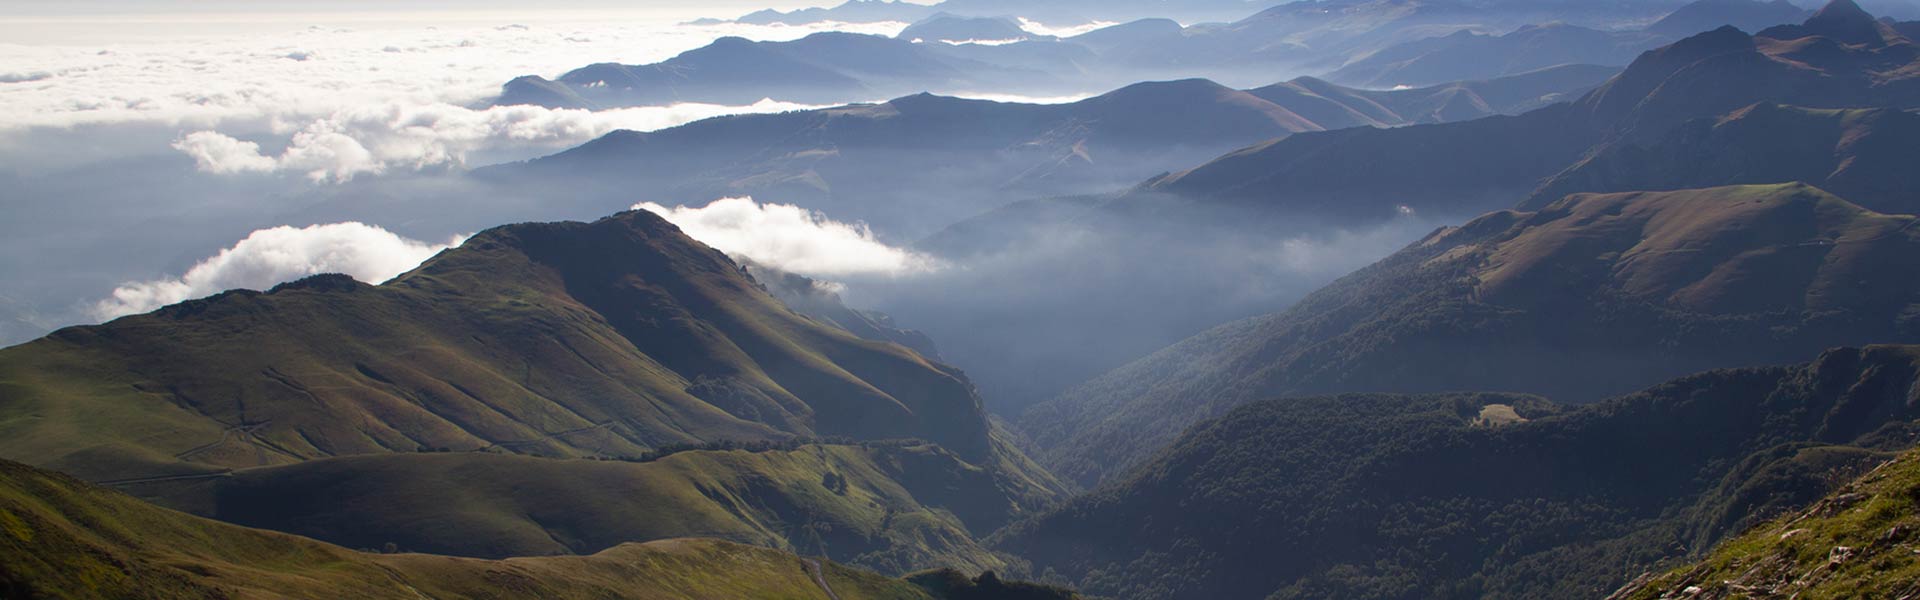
[126,442,1037,575]
[497,71,1608,239]
[0,210,1053,488]
[1609,446,1920,599]
[722,0,1295,28]
[1122,1,1920,232]
[551,0,1659,113]
[1526,102,1920,216]
[0,456,963,599]
[1646,0,1813,36]
[496,32,1061,109]
[754,265,946,361]
[1023,184,1920,487]
[899,14,1037,43]
[1326,23,1667,88]
[731,0,938,25]
[1136,103,1597,226]
[999,345,1920,599]
[1759,0,1902,45]
[1247,65,1621,127]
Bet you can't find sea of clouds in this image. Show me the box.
[0,11,926,342]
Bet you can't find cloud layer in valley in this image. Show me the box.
[92,223,466,320]
[634,197,941,278]
[0,15,896,176]
[172,99,820,181]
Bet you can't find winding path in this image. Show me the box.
[801,558,842,600]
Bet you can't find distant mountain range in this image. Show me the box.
[507,0,1787,111]
[494,69,1609,239]
[1001,344,1920,598]
[1114,0,1920,230]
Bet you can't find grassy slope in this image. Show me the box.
[0,457,935,600]
[134,443,1027,575]
[1612,448,1920,599]
[1001,345,1920,599]
[1025,183,1920,488]
[0,210,1039,491]
[1526,103,1920,216]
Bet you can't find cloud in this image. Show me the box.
[634,197,940,278]
[171,131,278,174]
[92,223,465,320]
[0,17,903,132]
[0,72,52,84]
[170,98,821,182]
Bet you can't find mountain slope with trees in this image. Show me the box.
[1001,345,1920,599]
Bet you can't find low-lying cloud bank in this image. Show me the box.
[634,197,941,278]
[92,223,466,320]
[173,99,819,182]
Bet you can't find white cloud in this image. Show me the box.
[0,17,902,132]
[172,131,277,174]
[0,16,894,176]
[171,98,822,181]
[634,197,939,278]
[1016,17,1119,38]
[92,223,466,320]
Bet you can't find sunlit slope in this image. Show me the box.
[1611,447,1920,599]
[137,443,1030,575]
[0,457,937,600]
[0,210,1006,482]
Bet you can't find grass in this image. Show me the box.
[131,443,1025,576]
[0,210,1035,485]
[1617,448,1920,598]
[0,457,939,600]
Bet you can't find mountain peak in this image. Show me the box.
[1812,0,1872,23]
[1762,0,1891,44]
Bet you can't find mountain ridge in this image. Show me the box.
[1023,183,1920,487]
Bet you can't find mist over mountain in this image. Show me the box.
[1094,3,1920,237]
[1026,183,1920,487]
[504,0,1703,112]
[496,69,1605,240]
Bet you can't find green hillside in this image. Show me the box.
[0,210,1055,493]
[1612,448,1920,599]
[1000,345,1920,599]
[131,442,1035,575]
[0,456,944,600]
[1024,183,1920,487]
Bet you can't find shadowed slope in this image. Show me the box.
[1527,103,1920,216]
[1002,345,1920,599]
